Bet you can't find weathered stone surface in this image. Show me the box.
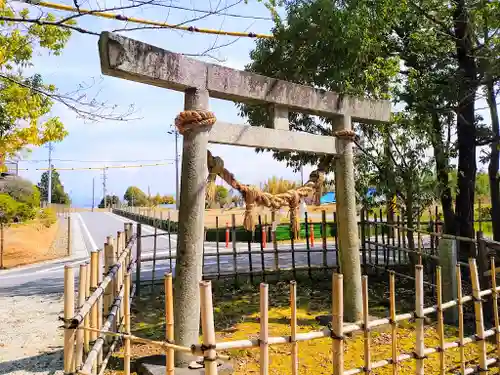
[136,355,233,375]
[334,116,363,322]
[98,32,391,123]
[99,32,207,90]
[174,88,210,367]
[209,121,337,154]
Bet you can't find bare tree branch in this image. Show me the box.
[0,73,139,122]
[0,15,99,35]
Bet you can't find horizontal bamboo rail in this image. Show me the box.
[70,236,135,328]
[80,282,126,375]
[366,220,477,243]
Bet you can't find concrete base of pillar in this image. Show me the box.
[136,355,233,375]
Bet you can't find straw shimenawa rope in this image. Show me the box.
[175,110,328,233]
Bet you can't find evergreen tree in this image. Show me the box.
[37,168,70,204]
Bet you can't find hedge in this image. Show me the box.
[113,208,341,243]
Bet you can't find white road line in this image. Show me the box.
[78,213,99,251]
[0,258,88,279]
[105,212,177,242]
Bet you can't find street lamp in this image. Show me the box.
[167,127,180,210]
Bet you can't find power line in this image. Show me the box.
[18,0,274,39]
[131,0,273,21]
[20,158,176,163]
[17,162,174,171]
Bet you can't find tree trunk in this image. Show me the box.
[385,133,395,239]
[454,0,477,258]
[486,79,500,240]
[431,114,456,234]
[0,154,5,172]
[404,182,418,268]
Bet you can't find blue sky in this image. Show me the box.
[17,0,312,206]
[15,0,495,206]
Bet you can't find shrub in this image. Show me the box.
[0,177,40,207]
[39,207,57,227]
[15,203,37,222]
[0,193,18,224]
[476,206,491,220]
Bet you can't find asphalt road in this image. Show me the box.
[0,211,404,296]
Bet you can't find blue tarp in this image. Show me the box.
[320,192,336,204]
[320,188,377,205]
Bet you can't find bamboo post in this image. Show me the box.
[362,276,371,373]
[199,280,218,375]
[165,273,174,375]
[117,231,123,256]
[110,238,119,333]
[152,226,158,287]
[90,251,99,374]
[85,260,91,353]
[290,281,298,375]
[260,283,269,375]
[124,272,131,375]
[415,265,425,375]
[104,237,114,346]
[75,263,88,369]
[64,265,76,375]
[119,251,125,319]
[272,210,279,271]
[136,223,142,297]
[97,249,103,369]
[124,223,130,244]
[436,266,445,374]
[456,264,465,375]
[491,257,500,360]
[332,273,344,373]
[90,251,98,343]
[469,258,488,372]
[389,271,398,375]
[232,214,237,277]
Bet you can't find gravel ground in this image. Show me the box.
[0,293,64,375]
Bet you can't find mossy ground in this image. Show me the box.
[108,270,499,374]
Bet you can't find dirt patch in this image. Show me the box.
[1,219,68,269]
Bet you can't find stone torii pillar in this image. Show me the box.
[97,32,391,363]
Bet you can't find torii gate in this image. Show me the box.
[98,31,391,368]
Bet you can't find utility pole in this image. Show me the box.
[167,127,180,210]
[92,177,95,212]
[102,167,107,209]
[300,166,304,185]
[47,142,53,204]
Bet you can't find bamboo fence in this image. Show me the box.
[61,215,500,374]
[64,256,500,375]
[186,257,499,375]
[63,222,136,375]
